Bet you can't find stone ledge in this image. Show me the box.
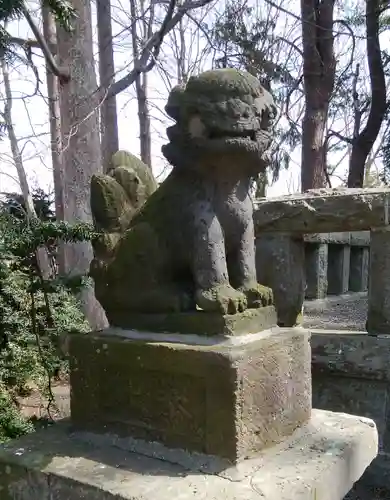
[102,306,277,336]
[254,187,390,233]
[303,231,370,246]
[0,410,378,500]
[311,330,390,381]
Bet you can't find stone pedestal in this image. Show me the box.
[349,246,369,292]
[327,244,351,295]
[305,243,328,299]
[70,324,311,463]
[256,233,305,327]
[0,316,379,499]
[367,228,390,335]
[0,410,378,500]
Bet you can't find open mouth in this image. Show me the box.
[208,128,257,141]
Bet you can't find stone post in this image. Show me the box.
[256,233,305,327]
[349,246,369,292]
[367,228,390,335]
[305,243,328,299]
[327,244,351,295]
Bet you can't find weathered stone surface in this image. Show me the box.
[305,243,328,299]
[303,231,370,246]
[104,306,277,336]
[349,247,369,292]
[254,188,390,233]
[327,244,350,295]
[303,293,368,331]
[367,228,390,335]
[304,232,351,245]
[310,329,390,491]
[313,377,387,450]
[0,410,378,500]
[90,69,277,324]
[350,231,371,246]
[256,233,305,326]
[69,327,311,463]
[311,330,390,380]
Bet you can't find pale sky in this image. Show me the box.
[0,0,387,200]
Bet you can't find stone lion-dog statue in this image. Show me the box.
[90,68,277,326]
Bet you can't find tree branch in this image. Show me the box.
[21,5,69,82]
[327,129,353,144]
[106,0,214,98]
[8,37,41,49]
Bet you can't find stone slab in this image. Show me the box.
[367,228,390,335]
[254,187,390,233]
[327,244,350,295]
[311,329,390,380]
[349,247,369,292]
[102,306,277,336]
[305,242,328,299]
[256,233,305,327]
[0,410,378,500]
[69,327,311,463]
[303,231,370,246]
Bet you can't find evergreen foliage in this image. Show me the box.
[0,190,93,442]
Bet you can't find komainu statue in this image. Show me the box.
[90,69,277,326]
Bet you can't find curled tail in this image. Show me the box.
[90,151,157,265]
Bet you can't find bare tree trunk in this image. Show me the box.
[130,0,152,168]
[57,0,108,330]
[0,57,53,280]
[136,73,152,166]
[42,7,64,224]
[97,0,119,172]
[347,0,387,188]
[300,0,336,192]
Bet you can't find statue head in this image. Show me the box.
[162,68,277,174]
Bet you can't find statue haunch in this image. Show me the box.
[90,69,277,323]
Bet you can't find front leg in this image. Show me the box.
[192,207,247,314]
[228,219,273,308]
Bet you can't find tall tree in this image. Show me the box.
[57,0,108,329]
[300,0,336,191]
[0,55,53,280]
[42,5,64,223]
[97,0,119,171]
[129,0,153,167]
[347,0,388,187]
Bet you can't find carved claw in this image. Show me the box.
[195,285,248,314]
[238,283,274,308]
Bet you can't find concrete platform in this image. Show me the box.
[0,409,378,500]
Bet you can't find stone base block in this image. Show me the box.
[70,327,311,463]
[105,306,277,336]
[0,410,378,500]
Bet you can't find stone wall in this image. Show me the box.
[255,231,370,327]
[303,231,370,299]
[311,330,390,490]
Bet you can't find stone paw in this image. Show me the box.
[238,282,274,308]
[195,285,247,314]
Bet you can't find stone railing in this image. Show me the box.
[303,231,370,299]
[254,187,390,335]
[311,331,390,491]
